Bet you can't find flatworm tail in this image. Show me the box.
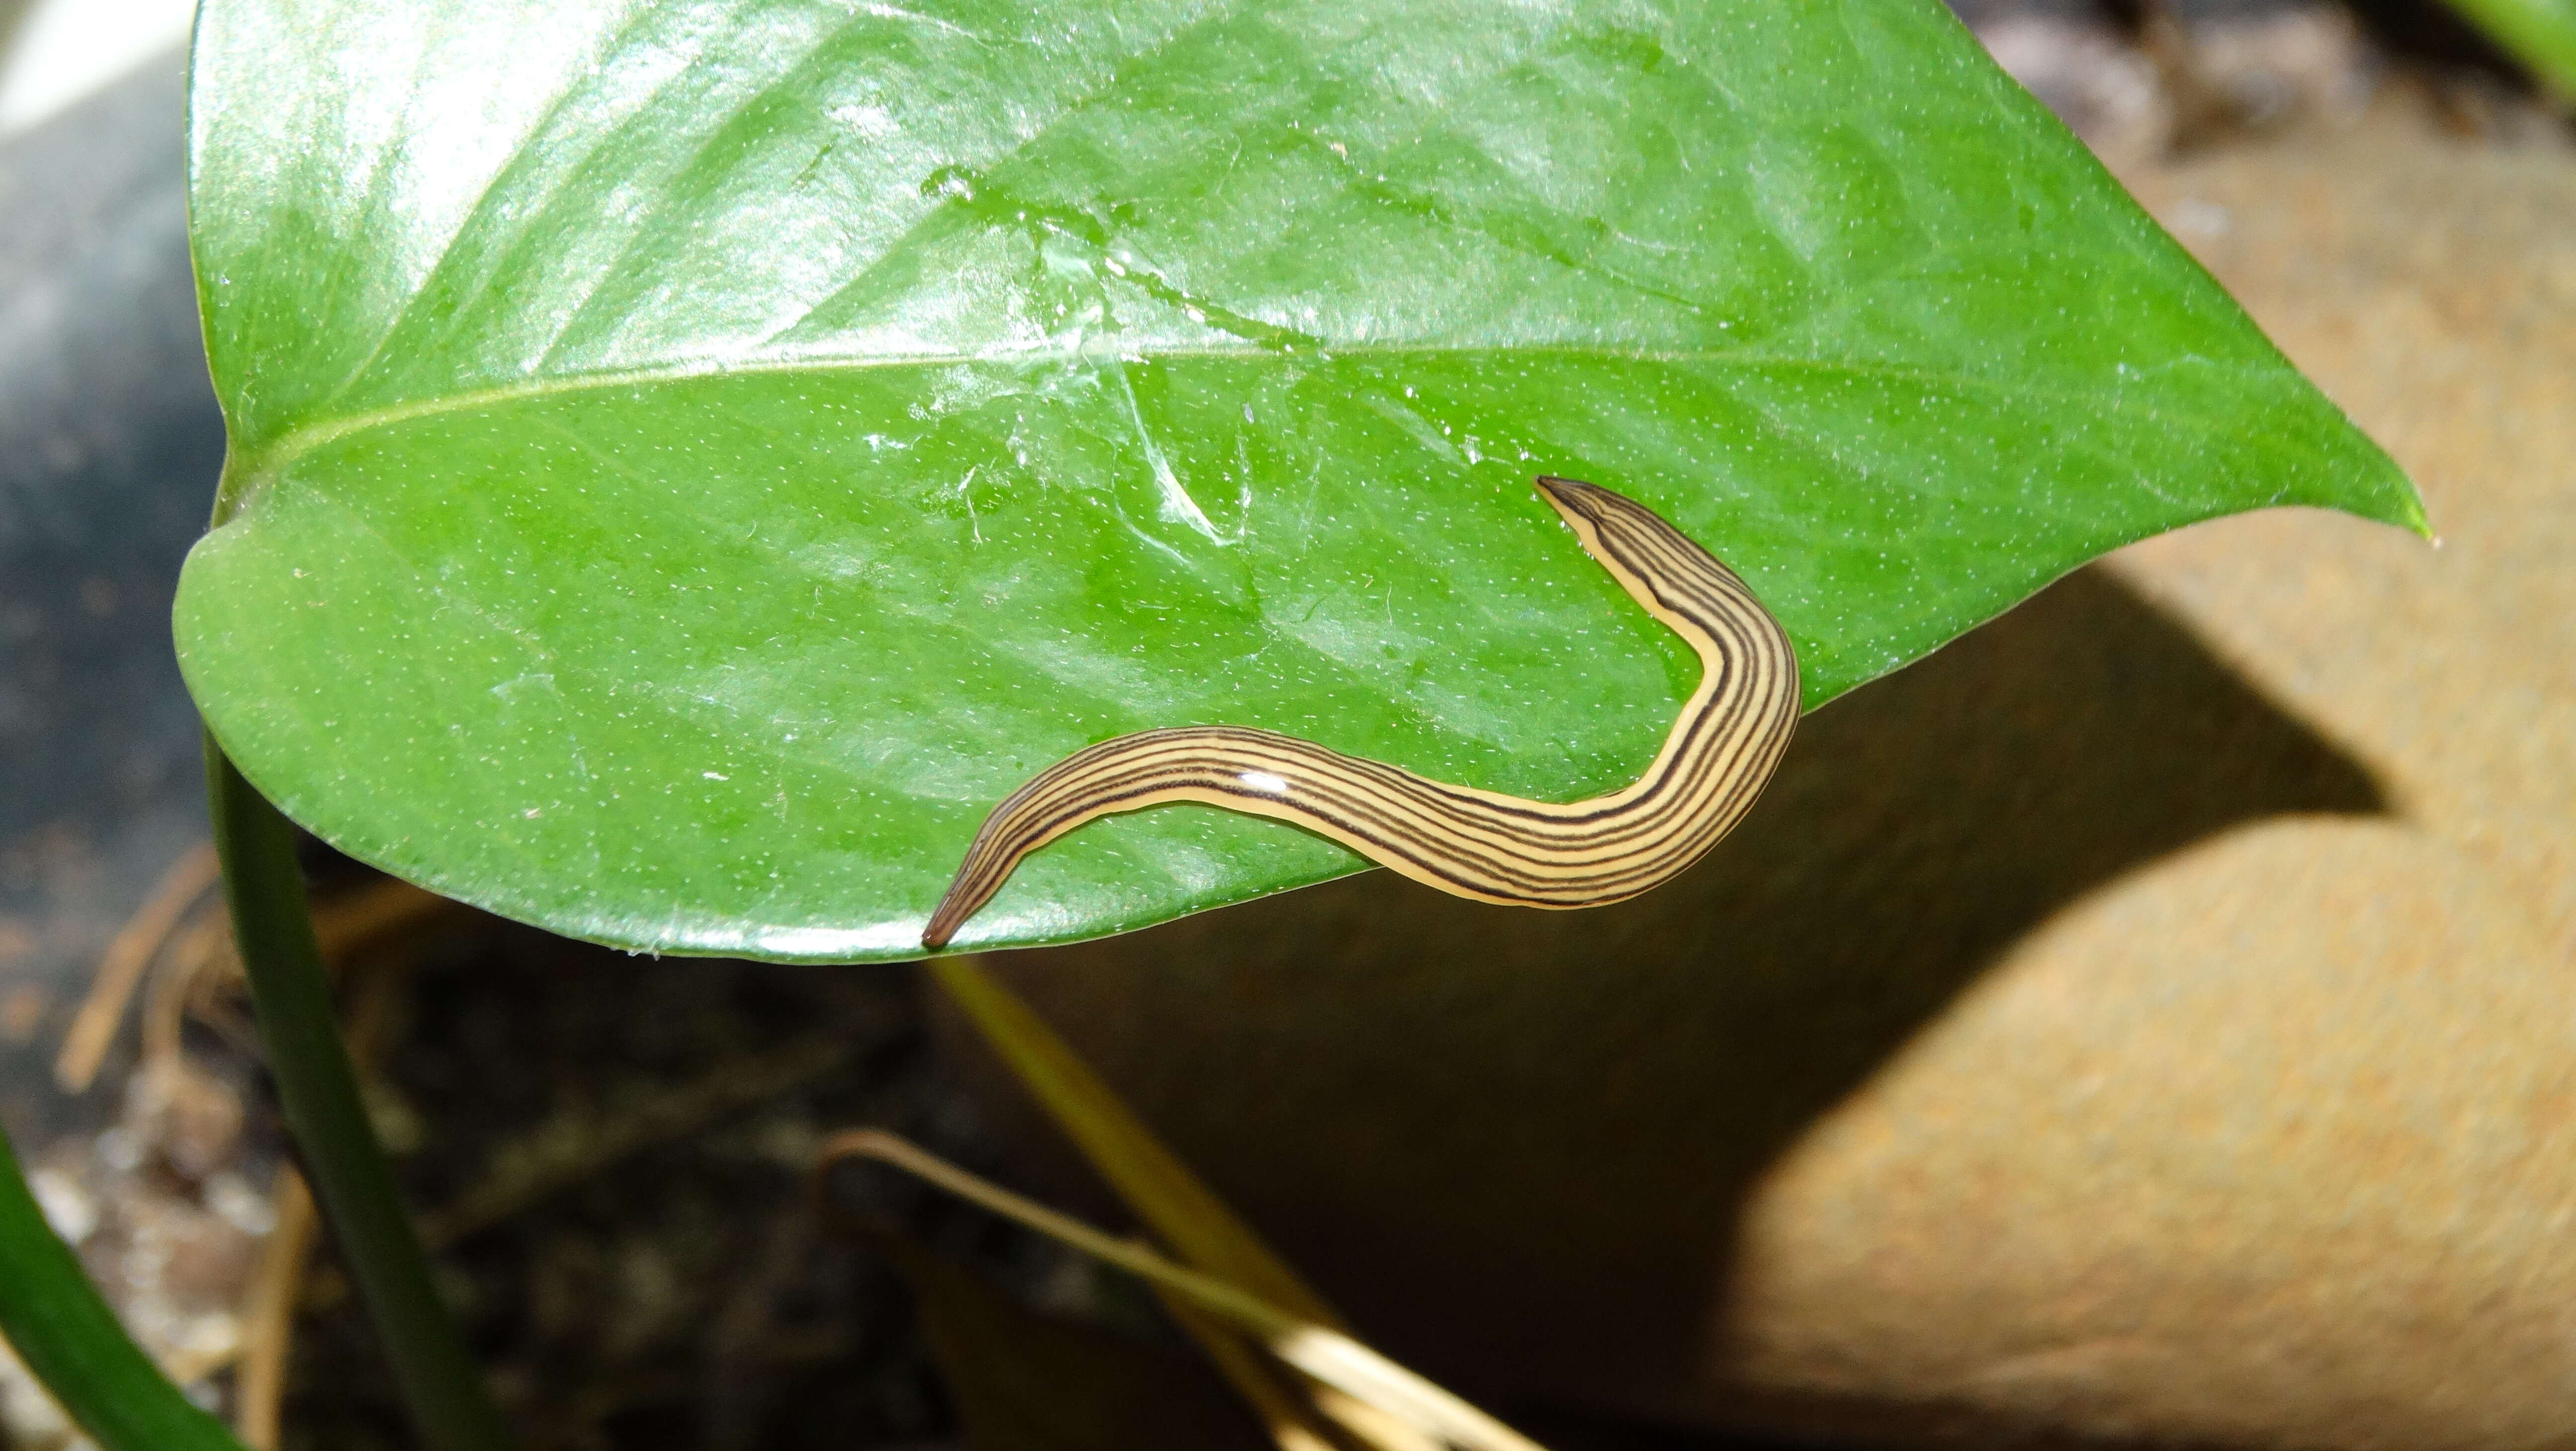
[920,477,1800,950]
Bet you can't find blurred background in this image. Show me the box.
[1,1,2569,1449]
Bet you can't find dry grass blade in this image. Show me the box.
[934,956,1417,1449]
[1158,1291,1445,1451]
[816,1130,1547,1451]
[33,866,477,1430]
[63,865,458,1097]
[235,1166,316,1449]
[56,842,219,1091]
[142,915,232,1068]
[309,878,457,960]
[301,1027,858,1316]
[930,957,1342,1328]
[414,1031,850,1248]
[1157,1292,1353,1451]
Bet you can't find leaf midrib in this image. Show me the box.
[218,337,2247,521]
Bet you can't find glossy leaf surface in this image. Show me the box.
[176,0,2421,960]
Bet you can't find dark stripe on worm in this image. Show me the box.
[919,476,1800,950]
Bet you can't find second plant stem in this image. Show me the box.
[207,737,510,1451]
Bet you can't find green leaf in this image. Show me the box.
[2439,0,2576,102]
[0,1123,250,1451]
[176,0,2421,960]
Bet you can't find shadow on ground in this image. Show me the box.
[949,558,2386,1435]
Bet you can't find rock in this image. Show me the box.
[939,103,2576,1450]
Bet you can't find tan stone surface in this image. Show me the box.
[947,107,2576,1450]
[1722,820,2572,1450]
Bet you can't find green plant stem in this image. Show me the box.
[206,735,510,1451]
[2445,0,2576,100]
[0,1121,249,1451]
